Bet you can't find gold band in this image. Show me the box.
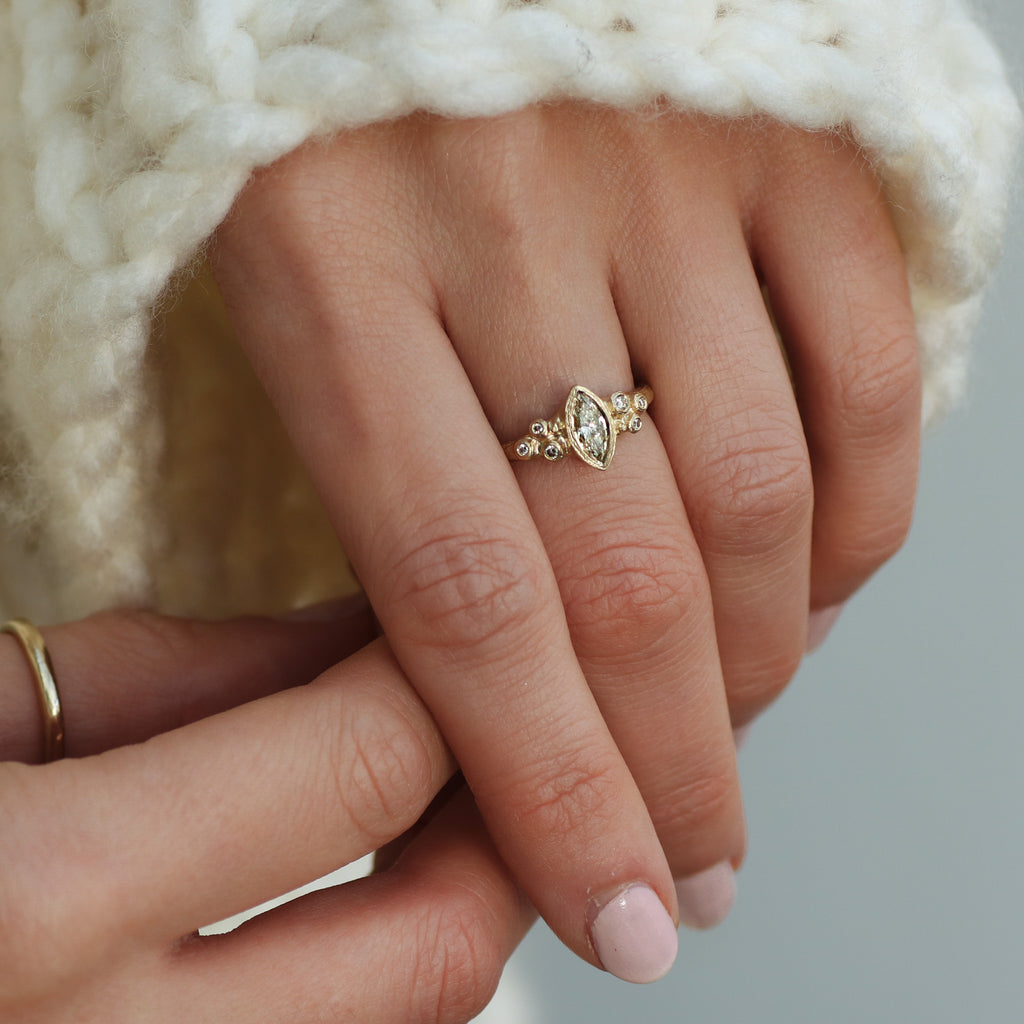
[2,619,65,762]
[503,385,653,471]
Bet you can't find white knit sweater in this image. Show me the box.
[0,0,1019,622]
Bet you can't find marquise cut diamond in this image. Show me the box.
[566,386,613,469]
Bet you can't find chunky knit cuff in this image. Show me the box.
[0,0,1019,618]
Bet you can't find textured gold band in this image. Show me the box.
[503,385,653,471]
[3,619,66,762]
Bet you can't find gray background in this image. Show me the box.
[502,2,1024,1020]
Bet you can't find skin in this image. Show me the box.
[0,604,534,1023]
[211,103,922,967]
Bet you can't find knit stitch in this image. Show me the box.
[0,0,1019,620]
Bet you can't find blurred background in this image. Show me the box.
[488,1,1024,1020]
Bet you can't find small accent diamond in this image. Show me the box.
[516,440,532,458]
[530,420,547,437]
[628,416,643,433]
[611,392,630,413]
[634,393,648,412]
[543,442,563,461]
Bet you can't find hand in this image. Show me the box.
[0,607,532,1022]
[211,103,921,980]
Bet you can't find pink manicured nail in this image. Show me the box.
[589,884,678,984]
[807,603,845,653]
[674,861,736,929]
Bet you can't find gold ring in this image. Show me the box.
[503,385,653,471]
[2,619,66,762]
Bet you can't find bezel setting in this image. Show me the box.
[502,384,651,470]
[565,385,615,470]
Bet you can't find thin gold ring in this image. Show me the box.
[503,385,653,471]
[2,619,66,762]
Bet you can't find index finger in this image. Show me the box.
[0,639,455,989]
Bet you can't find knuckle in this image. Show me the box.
[409,889,505,1024]
[834,501,915,582]
[387,514,547,655]
[323,695,437,848]
[226,139,426,304]
[726,644,804,718]
[834,319,922,445]
[245,142,389,244]
[432,110,546,231]
[874,502,915,562]
[664,763,739,842]
[559,530,705,658]
[505,746,624,842]
[696,428,813,552]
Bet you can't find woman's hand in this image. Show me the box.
[212,103,921,980]
[0,607,533,1022]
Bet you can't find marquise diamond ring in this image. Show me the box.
[503,385,653,471]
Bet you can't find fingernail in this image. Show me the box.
[674,861,736,929]
[275,593,369,623]
[807,603,845,653]
[733,723,753,751]
[588,883,678,984]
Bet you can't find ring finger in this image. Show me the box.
[440,227,746,910]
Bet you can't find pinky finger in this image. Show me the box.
[169,787,534,1024]
[751,134,922,610]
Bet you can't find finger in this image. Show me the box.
[255,308,676,979]
[0,597,374,763]
[0,639,456,992]
[167,787,534,1024]
[212,143,680,982]
[439,225,746,896]
[749,131,922,611]
[612,187,813,727]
